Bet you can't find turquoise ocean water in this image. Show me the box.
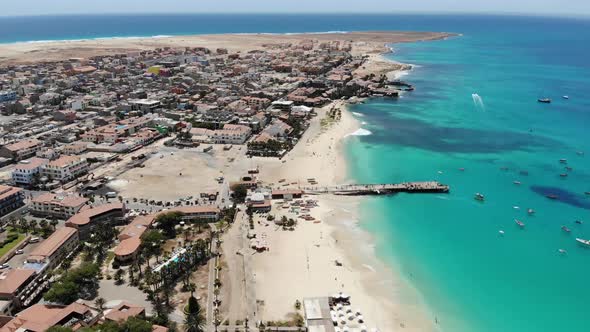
[346,17,590,332]
[1,13,589,332]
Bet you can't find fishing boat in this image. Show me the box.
[538,98,551,103]
[474,193,485,202]
[562,95,569,99]
[513,181,521,185]
[561,225,571,233]
[515,219,525,228]
[546,194,559,200]
[575,238,590,247]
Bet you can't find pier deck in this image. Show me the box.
[301,181,449,196]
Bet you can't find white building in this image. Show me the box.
[41,155,89,183]
[209,124,252,144]
[11,157,49,187]
[30,193,88,219]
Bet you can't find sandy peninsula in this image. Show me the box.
[0,31,453,65]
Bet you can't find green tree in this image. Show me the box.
[230,184,248,203]
[155,212,184,238]
[184,295,205,332]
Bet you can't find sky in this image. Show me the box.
[3,0,590,17]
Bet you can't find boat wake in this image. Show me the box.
[472,93,485,111]
[345,128,372,137]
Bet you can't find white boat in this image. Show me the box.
[562,95,569,99]
[515,219,525,228]
[558,249,567,254]
[499,230,505,235]
[513,181,521,185]
[576,238,590,246]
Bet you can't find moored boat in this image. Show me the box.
[558,249,567,254]
[559,159,567,164]
[561,225,571,233]
[576,238,590,247]
[474,193,485,202]
[575,220,584,225]
[527,208,535,215]
[560,173,568,177]
[515,219,525,228]
[562,95,569,99]
[546,194,559,200]
[513,181,521,185]
[538,98,551,103]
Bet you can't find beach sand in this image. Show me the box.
[243,101,437,331]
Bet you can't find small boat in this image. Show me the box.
[585,192,590,196]
[576,151,584,156]
[458,168,465,171]
[576,238,590,247]
[565,166,573,171]
[562,95,569,99]
[519,170,529,176]
[561,225,571,233]
[500,167,509,171]
[499,230,505,235]
[513,206,520,210]
[558,249,567,254]
[560,173,568,178]
[513,181,521,185]
[437,171,443,174]
[527,208,535,215]
[546,194,559,200]
[474,193,485,202]
[515,219,525,228]
[559,159,567,164]
[538,98,551,103]
[575,220,584,225]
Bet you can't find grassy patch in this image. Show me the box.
[0,233,26,258]
[105,251,115,265]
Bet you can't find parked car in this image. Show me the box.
[0,264,10,269]
[29,237,40,243]
[15,249,24,255]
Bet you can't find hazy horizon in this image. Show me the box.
[3,0,590,17]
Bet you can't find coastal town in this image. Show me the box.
[0,31,451,332]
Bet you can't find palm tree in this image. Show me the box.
[184,295,205,332]
[50,218,58,231]
[94,297,106,316]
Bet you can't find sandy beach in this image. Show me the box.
[234,101,437,331]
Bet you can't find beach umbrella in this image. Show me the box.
[356,309,362,315]
[342,326,350,332]
[360,326,368,332]
[358,315,364,322]
[334,328,341,332]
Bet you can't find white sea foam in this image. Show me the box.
[362,264,377,272]
[351,112,364,117]
[14,35,173,45]
[345,128,372,137]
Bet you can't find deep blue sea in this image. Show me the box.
[2,14,589,332]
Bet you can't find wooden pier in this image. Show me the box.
[301,181,449,196]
